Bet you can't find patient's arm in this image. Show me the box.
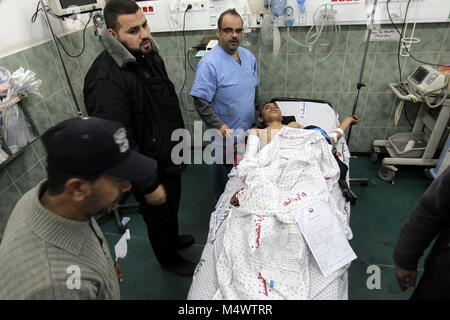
[245,129,260,158]
[230,192,240,207]
[330,115,360,143]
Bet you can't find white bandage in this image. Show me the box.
[334,128,344,136]
[245,134,260,159]
[329,132,338,143]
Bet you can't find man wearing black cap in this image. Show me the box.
[0,117,157,299]
[83,0,195,276]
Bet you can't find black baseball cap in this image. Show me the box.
[42,116,157,180]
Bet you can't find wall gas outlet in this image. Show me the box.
[299,13,306,24]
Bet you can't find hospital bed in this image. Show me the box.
[188,98,355,300]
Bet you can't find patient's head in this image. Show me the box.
[258,102,283,125]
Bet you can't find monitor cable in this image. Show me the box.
[179,4,196,113]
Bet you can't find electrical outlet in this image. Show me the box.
[194,0,207,11]
[169,0,206,12]
[257,13,264,25]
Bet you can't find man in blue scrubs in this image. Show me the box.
[190,8,261,201]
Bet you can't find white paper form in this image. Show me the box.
[294,201,356,277]
[252,224,306,289]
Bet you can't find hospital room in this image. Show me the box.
[0,0,449,307]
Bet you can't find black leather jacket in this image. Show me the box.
[83,34,186,197]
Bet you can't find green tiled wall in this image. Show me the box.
[0,29,103,238]
[0,22,449,237]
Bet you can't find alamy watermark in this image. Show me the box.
[171,121,268,165]
[66,265,81,290]
[366,265,381,290]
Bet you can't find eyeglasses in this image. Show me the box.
[220,27,244,35]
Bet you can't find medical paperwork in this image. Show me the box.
[294,200,356,277]
[252,224,306,289]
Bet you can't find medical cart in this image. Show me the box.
[371,65,450,182]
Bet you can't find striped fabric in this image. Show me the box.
[0,180,120,300]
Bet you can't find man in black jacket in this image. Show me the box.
[393,166,450,299]
[83,0,195,276]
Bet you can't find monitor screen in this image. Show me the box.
[59,0,97,9]
[410,66,429,84]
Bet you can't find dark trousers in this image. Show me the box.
[139,173,183,268]
[211,163,230,202]
[211,146,234,202]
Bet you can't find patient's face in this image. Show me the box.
[260,102,283,124]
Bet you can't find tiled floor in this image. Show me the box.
[98,156,432,300]
[100,163,214,300]
[346,156,431,300]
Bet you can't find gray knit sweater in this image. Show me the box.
[0,180,120,299]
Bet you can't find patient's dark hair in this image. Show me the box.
[256,101,278,128]
[258,101,279,118]
[45,165,102,196]
[218,8,243,30]
[104,0,140,32]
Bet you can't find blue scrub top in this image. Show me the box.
[190,45,259,131]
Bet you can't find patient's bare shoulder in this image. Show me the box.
[287,122,304,129]
[249,128,260,136]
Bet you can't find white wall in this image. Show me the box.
[0,0,104,58]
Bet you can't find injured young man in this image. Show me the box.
[230,101,360,207]
[188,101,360,300]
[244,101,360,158]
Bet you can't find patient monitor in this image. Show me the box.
[47,0,103,17]
[408,65,447,96]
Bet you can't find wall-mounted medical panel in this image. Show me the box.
[137,0,450,33]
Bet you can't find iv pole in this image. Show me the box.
[347,0,377,144]
[39,0,83,117]
[345,0,379,188]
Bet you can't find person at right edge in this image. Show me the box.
[190,8,262,202]
[393,166,450,299]
[84,0,195,276]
